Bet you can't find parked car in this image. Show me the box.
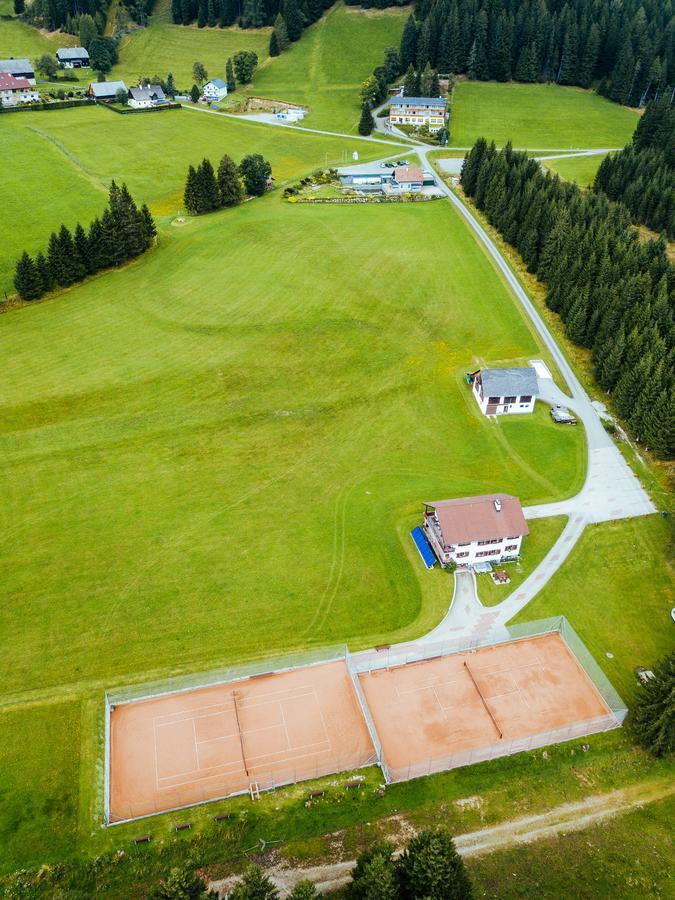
[550,405,577,425]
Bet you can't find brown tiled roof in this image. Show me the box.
[394,166,423,183]
[425,494,529,544]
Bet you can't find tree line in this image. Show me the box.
[170,0,328,58]
[183,153,272,214]
[460,139,674,459]
[150,826,473,898]
[13,183,156,302]
[594,97,675,239]
[362,0,675,108]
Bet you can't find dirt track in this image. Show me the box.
[209,778,675,897]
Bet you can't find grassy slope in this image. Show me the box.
[451,82,639,149]
[477,513,568,607]
[113,0,269,89]
[467,793,675,899]
[0,197,584,700]
[511,516,674,701]
[544,153,608,187]
[0,105,391,292]
[0,14,77,58]
[241,3,408,133]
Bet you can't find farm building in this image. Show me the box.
[422,494,529,568]
[0,71,39,105]
[56,47,90,68]
[202,79,228,101]
[339,166,436,194]
[392,166,424,191]
[128,84,166,109]
[469,367,538,415]
[389,96,447,132]
[88,80,128,101]
[0,58,35,84]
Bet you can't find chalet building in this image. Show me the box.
[128,84,166,108]
[56,47,90,68]
[202,79,228,101]
[422,494,529,568]
[470,367,538,416]
[0,71,39,105]
[339,166,436,193]
[0,58,35,84]
[389,96,446,132]
[392,166,424,191]
[88,80,127,101]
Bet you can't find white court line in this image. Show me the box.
[152,685,316,726]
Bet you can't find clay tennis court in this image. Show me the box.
[109,660,375,821]
[358,633,616,782]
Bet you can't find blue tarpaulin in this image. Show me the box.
[410,527,436,569]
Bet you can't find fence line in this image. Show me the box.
[346,649,391,784]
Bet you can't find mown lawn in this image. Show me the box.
[240,3,409,133]
[543,153,608,187]
[510,516,674,700]
[0,13,77,58]
[0,105,393,292]
[477,513,568,607]
[450,82,639,149]
[112,0,270,90]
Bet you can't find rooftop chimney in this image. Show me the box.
[494,498,502,512]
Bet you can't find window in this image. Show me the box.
[505,544,517,551]
[456,551,469,558]
[476,549,500,557]
[504,396,517,404]
[488,396,500,404]
[457,542,470,547]
[478,538,502,546]
[506,535,520,540]
[520,395,532,403]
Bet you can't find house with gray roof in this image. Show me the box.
[202,78,228,101]
[0,58,35,84]
[128,83,166,108]
[470,367,538,416]
[389,95,447,132]
[56,47,90,68]
[88,80,127,101]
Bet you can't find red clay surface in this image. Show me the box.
[109,660,375,821]
[358,634,614,781]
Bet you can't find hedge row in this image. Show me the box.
[0,98,95,114]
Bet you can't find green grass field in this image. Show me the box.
[450,82,639,149]
[544,153,607,187]
[0,105,394,293]
[0,13,77,59]
[238,3,408,133]
[112,0,269,89]
[477,513,568,607]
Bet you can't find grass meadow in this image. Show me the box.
[450,82,639,149]
[543,153,608,187]
[0,12,77,59]
[0,105,394,292]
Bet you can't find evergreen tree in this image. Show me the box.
[184,164,199,214]
[217,153,243,206]
[358,101,374,136]
[287,881,317,900]
[348,841,396,900]
[282,0,303,42]
[190,84,200,102]
[515,43,538,82]
[220,0,237,25]
[420,61,434,96]
[402,64,419,97]
[14,251,43,301]
[140,204,157,246]
[241,0,265,28]
[150,864,214,899]
[72,223,89,280]
[383,46,400,82]
[35,251,52,293]
[229,865,279,899]
[397,827,473,899]
[166,71,176,98]
[226,57,236,91]
[269,30,280,57]
[578,24,600,88]
[557,19,579,85]
[399,15,418,73]
[273,14,290,52]
[197,0,207,27]
[467,11,489,81]
[631,651,675,756]
[609,37,636,104]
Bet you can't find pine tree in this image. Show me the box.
[47,230,66,287]
[217,154,243,206]
[184,165,199,214]
[383,46,400,82]
[399,15,418,74]
[72,223,88,281]
[226,57,235,91]
[166,71,176,98]
[35,251,52,293]
[190,84,200,103]
[642,390,675,458]
[140,204,157,247]
[557,20,579,85]
[402,64,419,97]
[467,11,489,81]
[282,0,303,42]
[197,0,207,27]
[273,14,290,52]
[631,651,675,756]
[269,30,280,57]
[420,61,434,96]
[397,827,473,899]
[207,0,217,27]
[287,881,317,900]
[578,24,599,88]
[358,102,374,136]
[14,251,43,301]
[515,43,537,83]
[229,865,279,899]
[610,37,636,104]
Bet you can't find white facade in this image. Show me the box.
[128,96,152,109]
[473,377,535,415]
[202,80,228,101]
[0,80,39,106]
[423,519,524,566]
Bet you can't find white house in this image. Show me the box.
[128,84,166,109]
[202,79,228,101]
[470,367,538,416]
[56,47,90,68]
[0,71,39,106]
[0,58,35,84]
[389,96,446,132]
[422,494,529,568]
[391,166,424,192]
